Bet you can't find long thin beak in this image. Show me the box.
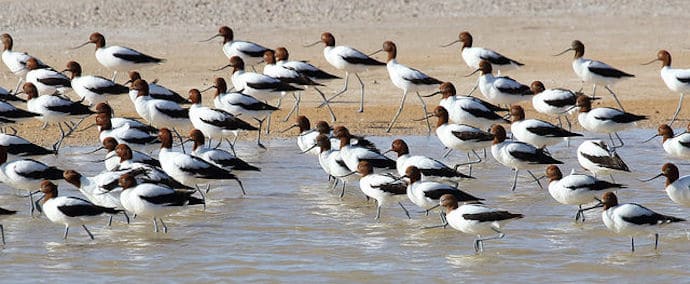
[71,41,91,50]
[336,171,358,178]
[638,173,664,182]
[181,138,193,144]
[22,190,41,198]
[440,39,460,48]
[641,58,659,66]
[368,49,383,57]
[560,105,578,114]
[83,146,105,154]
[281,124,298,133]
[427,204,441,211]
[413,113,434,121]
[210,64,232,72]
[300,144,318,154]
[552,48,573,57]
[382,149,393,155]
[198,34,221,43]
[641,134,660,143]
[421,91,441,98]
[199,86,215,93]
[464,68,481,77]
[303,40,322,47]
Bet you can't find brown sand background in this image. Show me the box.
[2,0,690,146]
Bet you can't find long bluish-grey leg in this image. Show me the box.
[527,170,543,190]
[466,81,478,97]
[631,237,635,252]
[386,90,409,132]
[654,233,659,250]
[159,218,168,234]
[441,148,453,159]
[63,226,70,240]
[320,72,350,106]
[375,202,381,220]
[1,224,5,245]
[399,202,411,219]
[416,91,431,134]
[314,87,336,122]
[283,93,300,122]
[669,93,684,127]
[339,181,347,199]
[123,212,130,224]
[604,86,625,111]
[107,215,113,227]
[510,169,519,191]
[355,73,365,113]
[153,218,159,233]
[82,225,94,240]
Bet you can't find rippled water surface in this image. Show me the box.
[1,129,689,282]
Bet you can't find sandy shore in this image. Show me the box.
[2,1,690,146]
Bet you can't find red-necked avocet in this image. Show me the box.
[555,40,633,110]
[306,32,385,113]
[439,193,522,254]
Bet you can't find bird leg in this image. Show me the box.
[510,169,520,191]
[254,118,266,150]
[669,93,684,127]
[172,128,186,154]
[111,71,119,82]
[399,202,411,219]
[604,86,625,111]
[416,91,432,134]
[527,170,544,190]
[314,87,337,122]
[63,226,70,240]
[319,72,349,107]
[153,218,159,232]
[107,215,113,227]
[654,233,659,250]
[159,218,168,234]
[474,229,505,254]
[466,81,478,97]
[386,90,409,132]
[0,224,4,245]
[282,92,301,122]
[339,181,347,199]
[123,212,130,224]
[441,148,453,159]
[355,73,365,113]
[631,237,635,252]
[82,225,94,240]
[375,203,381,220]
[455,150,482,176]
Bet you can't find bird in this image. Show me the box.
[386,139,472,180]
[424,82,508,129]
[130,79,190,146]
[313,134,355,198]
[112,143,193,190]
[275,46,339,121]
[188,88,260,150]
[576,140,629,180]
[201,26,272,69]
[371,41,442,132]
[530,81,581,130]
[332,126,395,172]
[468,60,533,106]
[74,32,164,81]
[489,124,562,191]
[157,128,246,195]
[25,57,71,96]
[20,82,94,151]
[62,169,131,226]
[442,31,523,73]
[124,71,189,104]
[38,181,121,240]
[642,50,690,126]
[94,113,158,147]
[403,166,484,227]
[63,61,129,106]
[439,193,522,253]
[575,95,647,149]
[118,173,204,233]
[642,124,690,159]
[598,192,684,252]
[1,33,50,92]
[206,77,278,135]
[509,105,582,148]
[431,106,494,175]
[93,102,158,134]
[643,163,690,207]
[262,49,327,122]
[99,137,159,171]
[213,56,302,102]
[0,145,64,214]
[555,40,634,110]
[545,165,625,222]
[306,32,386,113]
[188,129,260,172]
[0,133,54,157]
[0,207,16,245]
[357,161,410,220]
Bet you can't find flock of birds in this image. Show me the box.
[0,26,689,254]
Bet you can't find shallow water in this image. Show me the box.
[1,129,689,282]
